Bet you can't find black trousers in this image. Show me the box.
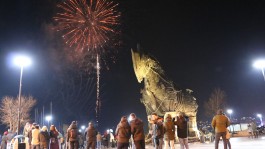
[69,141,79,149]
[134,140,145,149]
[117,142,129,149]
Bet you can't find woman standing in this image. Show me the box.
[163,114,175,149]
[49,125,59,149]
[39,126,50,149]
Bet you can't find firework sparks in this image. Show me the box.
[54,0,120,54]
[54,0,120,126]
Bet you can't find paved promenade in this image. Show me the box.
[145,136,265,149]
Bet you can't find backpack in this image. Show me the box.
[70,128,77,139]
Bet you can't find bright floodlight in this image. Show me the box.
[128,116,132,122]
[257,114,262,118]
[110,129,113,133]
[14,55,32,67]
[81,125,86,130]
[227,109,233,114]
[45,115,52,121]
[253,60,265,69]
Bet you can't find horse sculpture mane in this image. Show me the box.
[131,48,199,138]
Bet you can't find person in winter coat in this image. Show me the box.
[49,125,59,149]
[251,121,258,138]
[0,131,8,149]
[211,109,230,149]
[85,122,97,149]
[150,113,164,149]
[78,134,85,149]
[23,122,31,138]
[163,114,175,149]
[115,116,131,149]
[67,121,79,149]
[129,113,145,149]
[175,112,189,149]
[29,123,37,149]
[225,129,231,149]
[39,126,50,149]
[96,132,102,149]
[31,125,41,149]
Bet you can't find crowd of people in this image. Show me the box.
[5,109,261,149]
[0,111,190,149]
[247,121,259,138]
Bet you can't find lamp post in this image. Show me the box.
[227,109,234,133]
[81,125,86,134]
[227,109,233,120]
[253,59,265,81]
[45,115,52,127]
[14,55,31,134]
[257,114,263,126]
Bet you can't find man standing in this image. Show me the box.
[212,109,230,149]
[85,122,97,149]
[115,116,131,149]
[67,121,79,149]
[150,113,164,149]
[251,121,258,138]
[175,112,189,149]
[129,113,145,149]
[31,125,40,149]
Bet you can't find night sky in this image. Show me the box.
[0,0,265,132]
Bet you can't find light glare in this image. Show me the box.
[253,60,265,69]
[81,125,85,130]
[14,56,32,67]
[45,115,52,121]
[227,109,233,114]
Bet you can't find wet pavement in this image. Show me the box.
[145,136,265,149]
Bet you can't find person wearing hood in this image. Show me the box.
[115,116,131,149]
[129,113,145,149]
[85,122,97,149]
[67,121,79,149]
[39,126,50,149]
[163,114,175,149]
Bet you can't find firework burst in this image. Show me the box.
[54,0,120,126]
[54,0,120,54]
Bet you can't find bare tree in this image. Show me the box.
[0,96,36,132]
[204,88,226,118]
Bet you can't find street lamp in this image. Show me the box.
[257,114,263,126]
[227,109,233,120]
[14,55,32,134]
[81,125,86,130]
[253,59,265,81]
[81,125,86,134]
[45,115,52,127]
[227,109,233,133]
